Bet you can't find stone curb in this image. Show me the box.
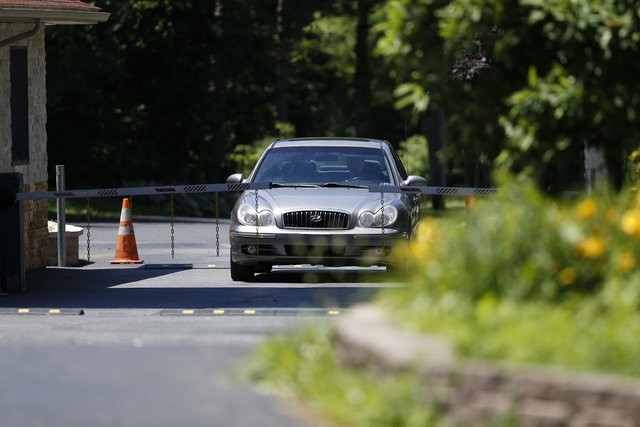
[334,305,640,426]
[334,304,454,373]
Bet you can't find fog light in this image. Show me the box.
[246,245,257,254]
[375,247,385,256]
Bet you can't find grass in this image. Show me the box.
[244,325,443,427]
[377,291,640,377]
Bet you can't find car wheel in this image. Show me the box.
[230,257,255,282]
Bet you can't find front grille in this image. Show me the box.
[282,210,349,229]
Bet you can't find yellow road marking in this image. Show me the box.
[182,309,195,315]
[48,309,61,314]
[17,308,29,314]
[244,309,256,315]
[327,310,340,315]
[213,309,225,315]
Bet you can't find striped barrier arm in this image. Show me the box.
[368,185,498,196]
[15,182,497,201]
[15,182,272,201]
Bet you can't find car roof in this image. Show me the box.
[269,137,392,150]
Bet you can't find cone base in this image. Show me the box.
[110,259,144,264]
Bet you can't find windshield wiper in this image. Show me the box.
[270,182,320,188]
[320,182,369,189]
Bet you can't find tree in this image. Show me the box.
[354,0,373,137]
[374,0,453,208]
[47,0,281,186]
[375,0,640,192]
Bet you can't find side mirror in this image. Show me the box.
[403,175,427,187]
[226,173,245,184]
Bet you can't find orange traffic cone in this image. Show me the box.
[110,198,143,264]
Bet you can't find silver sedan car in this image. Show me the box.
[226,137,427,281]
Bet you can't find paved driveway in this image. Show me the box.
[0,218,387,426]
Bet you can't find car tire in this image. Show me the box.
[230,257,255,282]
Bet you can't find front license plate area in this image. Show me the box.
[284,244,347,257]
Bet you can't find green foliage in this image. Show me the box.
[244,326,443,427]
[380,292,640,377]
[397,134,430,179]
[374,0,448,113]
[625,150,640,187]
[376,0,640,188]
[46,0,640,192]
[226,122,295,177]
[380,174,640,375]
[394,174,640,303]
[497,64,583,172]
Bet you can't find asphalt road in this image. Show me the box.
[0,217,390,427]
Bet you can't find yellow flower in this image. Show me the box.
[576,198,597,220]
[463,196,477,210]
[577,235,605,259]
[618,251,636,273]
[410,240,430,260]
[557,267,576,286]
[605,208,618,224]
[621,209,640,237]
[416,221,438,244]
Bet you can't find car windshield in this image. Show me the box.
[252,146,395,187]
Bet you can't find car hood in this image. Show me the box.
[241,187,401,213]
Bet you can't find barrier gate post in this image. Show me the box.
[0,173,25,293]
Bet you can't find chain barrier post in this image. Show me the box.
[170,194,175,259]
[85,198,91,262]
[215,192,220,257]
[56,165,67,267]
[254,188,260,254]
[380,191,385,255]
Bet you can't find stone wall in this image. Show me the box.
[336,306,640,426]
[0,23,50,271]
[419,363,640,426]
[22,181,49,270]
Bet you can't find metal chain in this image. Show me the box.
[380,191,385,254]
[254,188,260,254]
[215,192,220,257]
[85,198,91,262]
[170,194,175,259]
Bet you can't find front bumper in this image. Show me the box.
[229,226,407,267]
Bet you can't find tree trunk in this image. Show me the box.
[276,0,290,123]
[208,0,226,182]
[426,105,447,209]
[354,0,372,137]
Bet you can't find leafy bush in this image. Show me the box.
[226,122,295,177]
[381,173,640,375]
[392,174,640,304]
[397,134,430,179]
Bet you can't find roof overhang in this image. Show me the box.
[0,7,109,24]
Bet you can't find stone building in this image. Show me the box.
[0,1,108,270]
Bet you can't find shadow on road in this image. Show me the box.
[0,266,383,310]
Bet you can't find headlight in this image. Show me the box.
[237,204,274,226]
[357,205,398,227]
